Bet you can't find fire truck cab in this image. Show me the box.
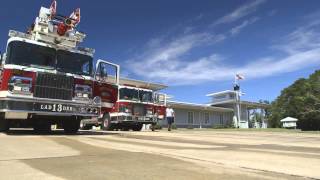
[0,2,119,134]
[80,78,167,131]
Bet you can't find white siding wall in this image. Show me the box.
[161,107,233,128]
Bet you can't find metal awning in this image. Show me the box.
[206,90,237,97]
[119,77,167,91]
[209,100,270,109]
[105,76,167,91]
[168,101,233,112]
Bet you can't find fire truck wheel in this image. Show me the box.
[33,121,51,134]
[132,124,143,131]
[63,118,80,134]
[101,114,113,131]
[0,117,9,132]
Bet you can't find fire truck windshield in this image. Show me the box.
[139,90,153,102]
[56,50,92,76]
[7,41,93,76]
[119,88,139,101]
[7,41,55,69]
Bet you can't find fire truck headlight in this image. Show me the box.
[8,76,32,95]
[74,84,92,99]
[146,110,153,115]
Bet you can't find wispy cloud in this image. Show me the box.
[126,10,320,86]
[127,32,226,79]
[267,9,277,17]
[128,48,320,86]
[123,2,320,86]
[230,17,260,36]
[272,15,320,54]
[213,0,266,25]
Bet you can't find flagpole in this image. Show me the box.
[234,74,242,128]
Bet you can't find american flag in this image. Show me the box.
[236,74,245,80]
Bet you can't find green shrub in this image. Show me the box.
[153,124,162,130]
[171,124,177,129]
[212,124,226,129]
[186,125,193,129]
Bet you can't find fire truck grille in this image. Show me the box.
[133,104,146,116]
[34,73,74,100]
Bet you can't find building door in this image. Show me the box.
[219,114,224,125]
[204,112,210,124]
[188,112,194,124]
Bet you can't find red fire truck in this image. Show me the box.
[0,1,119,133]
[80,78,167,131]
[153,93,167,122]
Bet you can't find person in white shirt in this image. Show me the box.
[166,105,175,131]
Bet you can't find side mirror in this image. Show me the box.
[95,59,120,85]
[0,51,2,62]
[100,65,108,79]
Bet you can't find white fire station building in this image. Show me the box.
[121,78,269,129]
[165,90,269,129]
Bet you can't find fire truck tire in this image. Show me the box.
[101,114,113,131]
[0,118,9,132]
[132,124,143,131]
[63,118,80,134]
[33,121,51,133]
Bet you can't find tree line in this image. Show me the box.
[268,70,320,130]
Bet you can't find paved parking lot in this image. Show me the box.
[0,129,319,179]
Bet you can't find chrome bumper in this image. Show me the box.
[111,113,156,123]
[0,97,100,117]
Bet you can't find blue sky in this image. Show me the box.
[1,0,320,103]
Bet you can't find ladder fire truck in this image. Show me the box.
[0,1,119,133]
[80,78,167,131]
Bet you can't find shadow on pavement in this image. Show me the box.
[4,129,119,136]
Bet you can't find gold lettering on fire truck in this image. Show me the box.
[40,104,73,112]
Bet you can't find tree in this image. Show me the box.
[269,70,320,130]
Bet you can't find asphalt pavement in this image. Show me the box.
[0,129,319,180]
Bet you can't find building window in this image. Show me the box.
[188,112,194,124]
[204,112,209,124]
[219,114,224,124]
[214,95,226,99]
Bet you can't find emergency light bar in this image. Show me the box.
[78,47,95,54]
[9,30,32,39]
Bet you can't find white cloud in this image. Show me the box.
[126,12,320,86]
[272,16,320,54]
[128,48,320,85]
[126,5,320,86]
[213,0,266,25]
[230,17,260,36]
